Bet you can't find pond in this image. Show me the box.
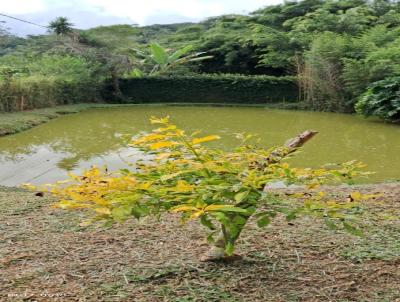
[0,106,399,186]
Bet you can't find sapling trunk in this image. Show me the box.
[201,130,318,262]
[201,213,249,262]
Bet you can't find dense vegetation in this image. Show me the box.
[1,0,400,120]
[114,74,298,104]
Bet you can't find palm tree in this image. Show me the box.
[48,17,74,35]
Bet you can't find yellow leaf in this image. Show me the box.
[131,133,166,145]
[290,192,306,198]
[326,200,338,206]
[204,204,232,211]
[349,191,362,201]
[170,204,198,213]
[92,197,111,206]
[94,207,111,215]
[150,116,170,124]
[137,182,152,190]
[80,219,94,227]
[191,135,220,145]
[150,141,177,150]
[313,169,326,176]
[307,183,320,189]
[22,183,36,191]
[156,153,172,160]
[160,171,184,181]
[190,210,205,219]
[281,163,289,169]
[175,180,194,192]
[362,193,383,199]
[203,162,228,172]
[57,200,89,209]
[155,125,177,132]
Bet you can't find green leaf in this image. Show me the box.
[234,190,249,202]
[232,215,247,226]
[169,44,194,62]
[257,216,271,228]
[225,242,234,256]
[255,211,277,218]
[206,231,217,244]
[200,215,216,230]
[324,218,338,230]
[286,211,297,221]
[343,222,364,237]
[131,205,148,219]
[111,206,132,221]
[187,55,214,62]
[160,171,184,181]
[150,43,169,65]
[131,68,143,78]
[214,206,249,214]
[120,168,130,175]
[228,223,239,238]
[212,212,230,225]
[102,220,114,228]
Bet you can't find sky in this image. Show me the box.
[0,0,282,36]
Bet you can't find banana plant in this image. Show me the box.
[129,43,212,76]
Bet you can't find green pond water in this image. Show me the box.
[0,106,399,186]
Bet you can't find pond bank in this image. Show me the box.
[0,102,304,137]
[0,183,398,301]
[0,104,130,137]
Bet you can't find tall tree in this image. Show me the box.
[48,17,74,35]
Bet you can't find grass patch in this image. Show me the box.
[0,184,399,301]
[341,225,400,262]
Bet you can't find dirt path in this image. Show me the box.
[0,184,399,301]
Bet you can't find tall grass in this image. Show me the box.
[0,76,104,112]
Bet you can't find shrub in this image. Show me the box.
[299,32,358,113]
[0,54,105,112]
[0,76,104,112]
[30,117,372,261]
[108,74,298,104]
[356,76,400,122]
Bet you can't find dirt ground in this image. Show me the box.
[0,183,399,302]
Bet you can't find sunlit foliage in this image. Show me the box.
[30,117,372,258]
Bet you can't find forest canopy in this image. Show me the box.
[1,0,400,119]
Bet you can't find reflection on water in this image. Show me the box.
[0,106,399,185]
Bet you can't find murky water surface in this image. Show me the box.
[0,106,399,185]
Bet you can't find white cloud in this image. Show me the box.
[83,0,227,25]
[1,0,283,28]
[56,0,281,25]
[1,0,47,15]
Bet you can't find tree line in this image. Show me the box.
[1,0,399,121]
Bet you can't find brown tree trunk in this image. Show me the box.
[110,70,123,99]
[20,96,25,111]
